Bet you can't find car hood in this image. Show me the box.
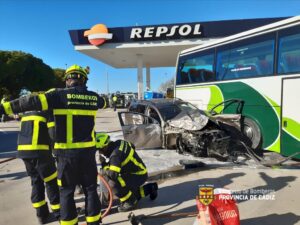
[167,111,209,131]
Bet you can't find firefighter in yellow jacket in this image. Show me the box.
[96,133,158,212]
[18,110,60,224]
[0,65,106,225]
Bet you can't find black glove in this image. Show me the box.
[105,169,119,181]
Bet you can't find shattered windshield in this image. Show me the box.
[158,102,203,121]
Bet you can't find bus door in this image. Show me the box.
[281,77,300,158]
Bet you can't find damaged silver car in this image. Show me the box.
[118,99,248,161]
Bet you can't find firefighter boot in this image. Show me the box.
[36,204,52,224]
[118,195,138,212]
[37,214,56,225]
[149,182,158,200]
[52,209,61,221]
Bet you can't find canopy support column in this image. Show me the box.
[146,66,151,91]
[137,54,144,100]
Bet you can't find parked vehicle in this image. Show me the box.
[123,92,137,108]
[118,99,247,161]
[144,91,164,100]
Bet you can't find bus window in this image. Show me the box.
[176,51,215,85]
[216,37,275,80]
[278,28,300,74]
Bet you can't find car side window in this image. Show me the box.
[129,104,145,113]
[148,107,161,124]
[137,105,146,114]
[129,104,138,112]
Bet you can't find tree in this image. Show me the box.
[0,51,58,98]
[158,77,175,93]
[53,68,65,88]
[0,87,11,100]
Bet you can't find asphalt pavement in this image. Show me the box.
[0,108,299,225]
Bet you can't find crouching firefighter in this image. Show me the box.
[95,133,158,212]
[0,64,106,225]
[17,110,60,224]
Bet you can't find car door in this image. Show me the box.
[118,112,162,149]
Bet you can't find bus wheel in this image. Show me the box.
[241,117,262,150]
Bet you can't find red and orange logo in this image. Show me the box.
[84,24,113,46]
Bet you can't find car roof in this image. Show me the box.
[132,98,186,108]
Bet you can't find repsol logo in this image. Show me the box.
[67,94,97,101]
[130,24,202,39]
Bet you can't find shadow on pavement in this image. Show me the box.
[237,172,297,203]
[144,172,245,208]
[131,211,300,225]
[116,173,246,225]
[242,213,300,225]
[0,171,27,180]
[127,172,297,225]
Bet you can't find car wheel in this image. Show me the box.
[241,117,262,150]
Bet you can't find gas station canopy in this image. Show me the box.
[69,17,287,98]
[74,39,215,68]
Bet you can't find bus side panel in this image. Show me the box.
[216,82,279,151]
[176,81,280,151]
[176,86,223,111]
[281,77,300,159]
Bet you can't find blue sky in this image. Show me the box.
[0,0,299,94]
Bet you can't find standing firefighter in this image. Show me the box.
[1,96,9,122]
[0,64,106,225]
[18,110,60,224]
[112,95,117,111]
[95,133,158,212]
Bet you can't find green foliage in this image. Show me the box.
[0,51,64,98]
[53,68,66,88]
[0,87,11,100]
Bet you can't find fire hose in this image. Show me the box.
[73,174,114,225]
[97,174,113,218]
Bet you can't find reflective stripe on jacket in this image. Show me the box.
[17,111,51,158]
[3,86,106,157]
[105,140,147,176]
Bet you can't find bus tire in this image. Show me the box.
[241,117,262,150]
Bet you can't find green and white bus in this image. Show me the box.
[175,16,300,158]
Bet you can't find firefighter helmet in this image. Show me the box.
[65,64,88,80]
[96,133,110,149]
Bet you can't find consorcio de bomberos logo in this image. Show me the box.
[84,24,113,46]
[199,185,215,205]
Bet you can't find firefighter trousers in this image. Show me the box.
[107,173,155,202]
[57,151,101,225]
[22,154,60,218]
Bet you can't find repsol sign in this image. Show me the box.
[130,24,202,40]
